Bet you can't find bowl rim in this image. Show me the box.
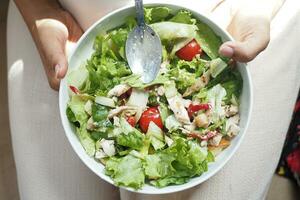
[59,2,253,194]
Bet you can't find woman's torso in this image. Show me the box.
[59,0,217,30]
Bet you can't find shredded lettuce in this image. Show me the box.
[145,7,171,24]
[207,84,227,122]
[149,138,208,187]
[170,10,196,25]
[67,95,88,126]
[165,115,182,132]
[76,124,96,156]
[121,73,170,89]
[147,122,165,150]
[116,118,145,150]
[150,22,198,41]
[105,155,145,189]
[195,22,223,59]
[207,68,243,104]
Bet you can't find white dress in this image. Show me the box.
[7,0,300,199]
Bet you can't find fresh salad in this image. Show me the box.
[66,7,243,189]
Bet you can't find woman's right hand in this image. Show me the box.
[15,0,83,90]
[35,10,83,90]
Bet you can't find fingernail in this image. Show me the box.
[55,64,61,79]
[219,45,234,58]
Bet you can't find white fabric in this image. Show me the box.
[7,0,300,200]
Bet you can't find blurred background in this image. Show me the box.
[0,1,299,199]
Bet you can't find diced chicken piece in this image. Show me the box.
[95,149,107,159]
[182,99,192,108]
[87,117,96,131]
[200,140,208,147]
[208,134,223,146]
[224,105,239,117]
[183,71,210,97]
[113,116,120,127]
[167,95,191,124]
[228,114,240,124]
[227,123,240,137]
[194,113,209,128]
[84,100,93,115]
[108,106,137,118]
[157,86,165,96]
[107,84,131,98]
[226,114,240,137]
[100,139,116,157]
[160,60,170,74]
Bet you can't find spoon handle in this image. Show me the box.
[135,0,145,27]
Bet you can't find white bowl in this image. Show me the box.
[59,3,253,194]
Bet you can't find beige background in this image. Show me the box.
[0,0,299,199]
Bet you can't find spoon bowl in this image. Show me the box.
[125,0,162,83]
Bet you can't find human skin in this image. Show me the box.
[14,0,285,90]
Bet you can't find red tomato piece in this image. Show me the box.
[69,85,80,94]
[126,116,136,127]
[139,107,163,133]
[187,103,210,118]
[176,39,202,61]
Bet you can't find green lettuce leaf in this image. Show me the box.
[158,103,171,125]
[207,84,227,122]
[92,103,109,122]
[144,153,175,179]
[207,68,243,103]
[165,115,182,132]
[170,10,196,25]
[105,155,145,189]
[150,177,189,188]
[121,73,170,89]
[147,138,209,188]
[145,7,171,24]
[67,95,88,126]
[146,122,165,150]
[195,22,223,59]
[76,123,96,156]
[210,58,228,78]
[150,22,198,41]
[116,118,145,150]
[169,67,196,93]
[167,58,208,93]
[67,65,89,89]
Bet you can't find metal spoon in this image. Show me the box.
[125,0,162,83]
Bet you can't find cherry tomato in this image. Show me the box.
[69,85,80,94]
[139,107,163,133]
[126,116,136,127]
[176,39,202,61]
[187,103,210,118]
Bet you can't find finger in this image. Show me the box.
[42,37,68,80]
[219,30,270,62]
[54,52,68,79]
[219,14,270,62]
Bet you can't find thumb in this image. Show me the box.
[43,37,68,80]
[219,16,270,62]
[53,51,68,80]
